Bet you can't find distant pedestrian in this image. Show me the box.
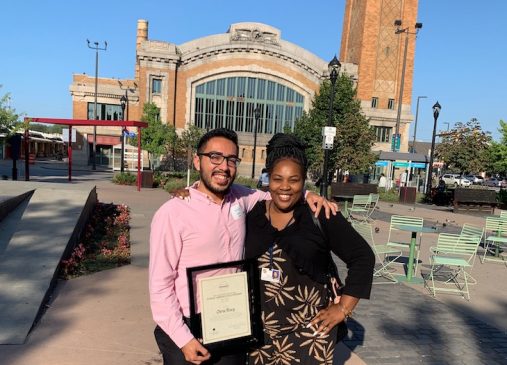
[378,173,387,190]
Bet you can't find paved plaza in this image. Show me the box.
[0,160,506,364]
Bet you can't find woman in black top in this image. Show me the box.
[245,134,374,364]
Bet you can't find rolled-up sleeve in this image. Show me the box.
[149,205,193,348]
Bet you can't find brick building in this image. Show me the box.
[70,0,422,177]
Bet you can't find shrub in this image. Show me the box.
[60,202,131,279]
[112,172,137,185]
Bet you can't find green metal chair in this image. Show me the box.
[366,193,380,220]
[352,221,402,284]
[481,216,507,265]
[499,210,507,219]
[386,215,424,274]
[458,223,485,283]
[426,233,482,300]
[347,194,371,222]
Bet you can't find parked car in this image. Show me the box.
[464,175,484,185]
[484,177,507,188]
[441,173,472,187]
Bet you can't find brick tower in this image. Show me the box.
[340,0,420,152]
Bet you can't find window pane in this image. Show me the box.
[257,79,266,99]
[216,79,225,96]
[267,81,275,100]
[247,78,256,98]
[276,85,285,101]
[152,78,162,94]
[236,77,246,97]
[206,80,215,95]
[227,78,236,97]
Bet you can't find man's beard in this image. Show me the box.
[200,169,236,195]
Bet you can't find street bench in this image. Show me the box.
[331,182,378,201]
[453,188,497,214]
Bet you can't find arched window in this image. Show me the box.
[194,77,304,134]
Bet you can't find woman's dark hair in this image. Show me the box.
[265,133,308,175]
[197,128,239,153]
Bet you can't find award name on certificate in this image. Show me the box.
[198,271,252,344]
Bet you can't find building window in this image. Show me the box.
[388,98,395,110]
[87,102,122,120]
[261,149,265,160]
[242,148,246,158]
[152,78,162,94]
[374,126,391,143]
[194,77,304,134]
[371,97,378,108]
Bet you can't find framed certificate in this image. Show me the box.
[186,259,263,351]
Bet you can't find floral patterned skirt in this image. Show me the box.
[248,244,337,365]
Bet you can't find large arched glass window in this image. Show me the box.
[194,77,304,134]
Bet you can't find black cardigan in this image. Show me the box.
[245,201,375,299]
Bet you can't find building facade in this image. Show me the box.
[70,0,422,177]
[70,21,357,176]
[340,0,420,153]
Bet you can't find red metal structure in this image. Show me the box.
[24,117,148,191]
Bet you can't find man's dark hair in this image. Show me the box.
[196,128,239,153]
[265,133,308,176]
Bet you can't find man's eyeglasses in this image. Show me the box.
[197,152,241,168]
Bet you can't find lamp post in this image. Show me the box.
[251,106,261,179]
[120,94,127,173]
[426,101,441,198]
[87,39,107,170]
[393,20,422,152]
[410,96,427,152]
[320,55,341,198]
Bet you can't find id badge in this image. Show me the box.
[261,267,281,283]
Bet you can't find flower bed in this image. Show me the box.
[60,202,131,279]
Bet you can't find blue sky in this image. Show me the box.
[2,0,506,141]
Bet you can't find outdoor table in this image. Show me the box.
[393,225,437,284]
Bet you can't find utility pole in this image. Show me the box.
[87,39,107,170]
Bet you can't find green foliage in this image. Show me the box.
[112,172,137,185]
[487,120,507,175]
[234,176,258,189]
[180,124,205,154]
[132,102,177,169]
[294,75,377,178]
[435,119,492,174]
[0,87,21,135]
[27,123,63,134]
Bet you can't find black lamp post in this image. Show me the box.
[120,94,127,173]
[393,20,422,152]
[87,39,107,170]
[251,106,261,179]
[320,55,341,198]
[426,101,441,197]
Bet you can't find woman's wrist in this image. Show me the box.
[336,302,353,319]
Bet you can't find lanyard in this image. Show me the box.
[267,201,294,270]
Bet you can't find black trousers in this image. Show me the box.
[154,326,246,365]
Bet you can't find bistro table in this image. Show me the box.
[393,225,438,284]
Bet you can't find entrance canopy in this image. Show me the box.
[24,117,148,191]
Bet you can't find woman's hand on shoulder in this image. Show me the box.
[305,192,339,219]
[169,187,190,201]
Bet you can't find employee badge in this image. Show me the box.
[261,267,281,283]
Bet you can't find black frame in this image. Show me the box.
[186,259,263,352]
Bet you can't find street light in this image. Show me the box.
[426,101,441,198]
[321,55,341,198]
[410,96,427,152]
[120,94,127,173]
[393,20,423,152]
[251,106,261,179]
[87,39,107,170]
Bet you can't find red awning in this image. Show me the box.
[86,135,121,145]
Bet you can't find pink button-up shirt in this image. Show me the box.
[149,183,270,348]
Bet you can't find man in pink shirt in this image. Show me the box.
[149,128,334,364]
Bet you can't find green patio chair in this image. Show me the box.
[499,210,507,219]
[386,215,424,274]
[426,233,482,300]
[481,216,507,265]
[366,193,380,220]
[458,223,485,283]
[347,194,371,222]
[352,221,402,284]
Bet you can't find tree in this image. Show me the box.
[179,124,205,158]
[487,120,507,176]
[133,102,176,169]
[294,74,377,179]
[0,88,21,135]
[435,118,492,174]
